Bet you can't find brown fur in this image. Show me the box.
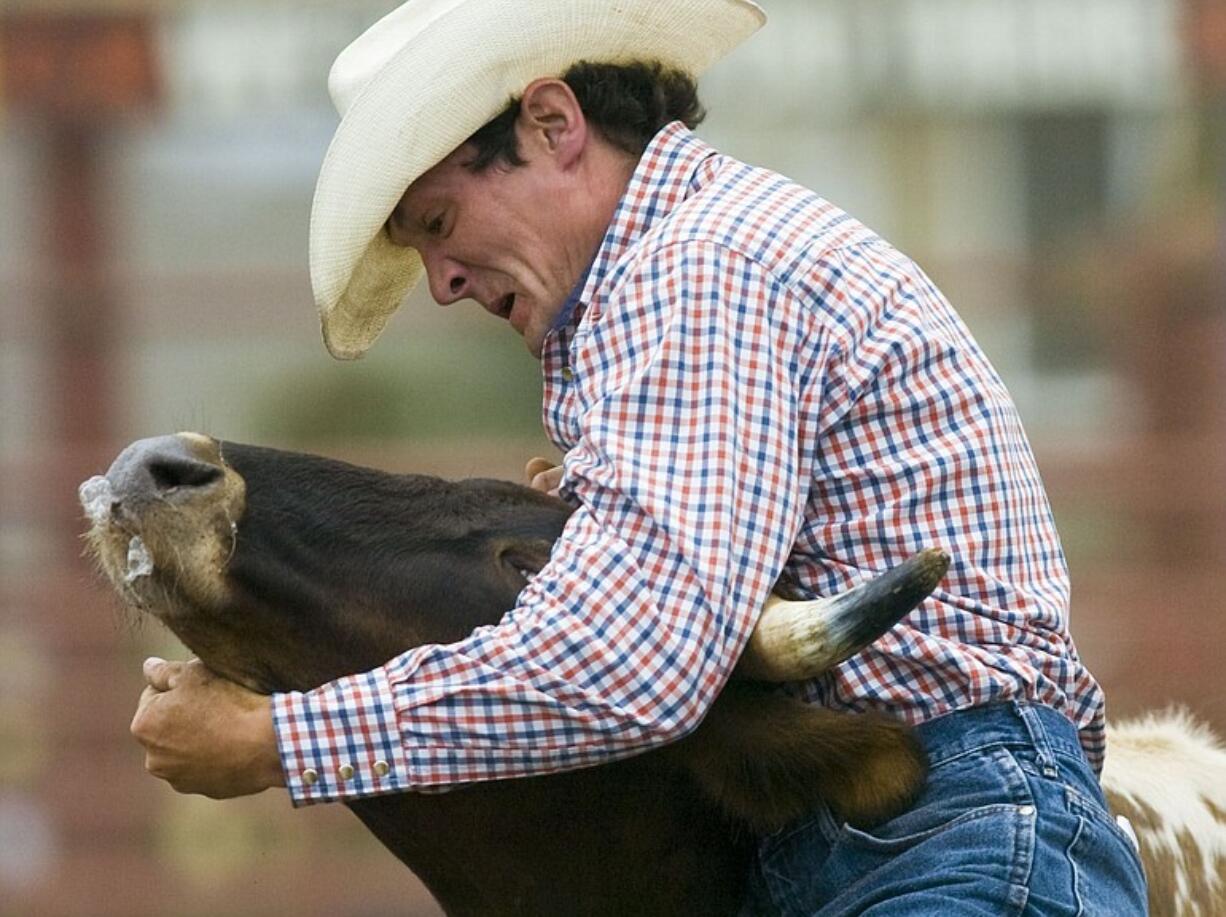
[670,685,927,831]
[1108,791,1226,917]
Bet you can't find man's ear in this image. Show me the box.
[517,78,587,169]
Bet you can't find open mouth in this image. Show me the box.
[494,293,516,320]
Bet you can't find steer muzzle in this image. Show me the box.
[79,432,243,601]
[736,549,950,681]
[81,433,228,527]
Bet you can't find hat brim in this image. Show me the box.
[310,0,765,359]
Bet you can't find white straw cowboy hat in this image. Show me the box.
[309,0,766,359]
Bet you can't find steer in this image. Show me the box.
[83,434,1226,916]
[83,432,944,916]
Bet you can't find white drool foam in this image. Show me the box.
[79,475,114,525]
[125,536,154,583]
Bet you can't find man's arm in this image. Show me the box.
[135,245,823,804]
[271,244,819,806]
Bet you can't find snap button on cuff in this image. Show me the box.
[338,764,355,781]
[302,768,320,786]
[373,760,391,777]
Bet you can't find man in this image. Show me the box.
[132,0,1148,912]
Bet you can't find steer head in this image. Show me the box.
[82,433,570,693]
[83,433,949,700]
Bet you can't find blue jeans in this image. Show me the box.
[740,701,1148,915]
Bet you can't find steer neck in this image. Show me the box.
[343,755,751,916]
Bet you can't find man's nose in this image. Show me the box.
[425,255,469,305]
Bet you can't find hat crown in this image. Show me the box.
[329,0,469,117]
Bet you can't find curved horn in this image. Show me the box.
[735,549,950,682]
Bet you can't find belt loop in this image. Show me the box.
[1016,702,1060,778]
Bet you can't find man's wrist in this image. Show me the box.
[253,697,287,789]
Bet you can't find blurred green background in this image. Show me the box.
[1,1,1222,914]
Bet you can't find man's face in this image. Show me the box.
[388,140,586,358]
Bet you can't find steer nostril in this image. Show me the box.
[147,457,223,492]
[105,435,227,505]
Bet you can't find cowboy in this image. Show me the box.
[131,0,1147,911]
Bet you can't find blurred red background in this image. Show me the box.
[1,2,1221,914]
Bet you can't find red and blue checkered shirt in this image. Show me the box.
[274,122,1106,804]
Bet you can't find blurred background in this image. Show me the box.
[0,0,1222,914]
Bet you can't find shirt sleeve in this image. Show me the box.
[273,242,822,805]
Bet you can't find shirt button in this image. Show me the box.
[560,367,574,382]
[301,768,319,786]
[373,760,391,778]
[338,764,355,781]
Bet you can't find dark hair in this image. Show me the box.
[464,60,706,172]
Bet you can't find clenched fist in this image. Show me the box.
[131,657,285,798]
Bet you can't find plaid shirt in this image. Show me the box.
[274,122,1105,804]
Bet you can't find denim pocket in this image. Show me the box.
[1065,785,1149,914]
[826,745,1034,850]
[1066,786,1143,862]
[758,746,1038,915]
[836,802,1026,855]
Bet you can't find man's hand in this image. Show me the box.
[525,456,563,496]
[131,657,285,798]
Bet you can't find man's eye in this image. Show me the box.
[426,216,445,236]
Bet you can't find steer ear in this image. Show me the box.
[494,538,556,587]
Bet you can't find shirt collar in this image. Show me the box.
[550,257,593,332]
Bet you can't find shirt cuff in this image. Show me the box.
[272,665,411,806]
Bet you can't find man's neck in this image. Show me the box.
[568,140,638,282]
